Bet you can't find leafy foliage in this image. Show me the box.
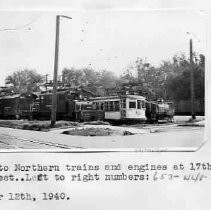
[164,54,205,100]
[4,53,205,101]
[119,53,205,101]
[62,67,118,95]
[5,69,44,93]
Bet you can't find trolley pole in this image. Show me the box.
[51,16,60,126]
[45,74,49,91]
[190,38,196,120]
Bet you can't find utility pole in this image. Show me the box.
[51,15,72,126]
[51,16,60,126]
[190,38,196,120]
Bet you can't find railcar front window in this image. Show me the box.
[137,100,141,109]
[129,101,136,109]
[142,101,146,108]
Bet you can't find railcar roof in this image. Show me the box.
[39,90,69,96]
[90,94,146,101]
[126,95,146,100]
[75,101,92,104]
[0,94,20,99]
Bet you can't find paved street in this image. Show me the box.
[0,123,205,151]
[0,133,62,149]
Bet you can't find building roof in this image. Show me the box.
[0,92,39,99]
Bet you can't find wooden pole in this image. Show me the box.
[51,16,60,126]
[190,38,196,120]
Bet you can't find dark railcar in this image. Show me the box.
[74,101,105,122]
[156,101,174,122]
[146,100,175,122]
[32,90,75,120]
[0,98,2,117]
[19,93,38,119]
[0,94,20,119]
[31,88,97,120]
[146,101,157,122]
[0,93,38,119]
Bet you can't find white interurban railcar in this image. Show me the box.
[91,95,147,122]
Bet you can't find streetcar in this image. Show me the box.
[90,95,147,122]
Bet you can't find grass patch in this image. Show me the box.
[0,120,79,131]
[63,127,114,136]
[82,121,110,126]
[62,127,135,136]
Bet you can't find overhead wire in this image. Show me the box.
[0,15,42,32]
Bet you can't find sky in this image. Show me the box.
[0,8,206,86]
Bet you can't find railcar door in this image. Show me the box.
[126,99,146,120]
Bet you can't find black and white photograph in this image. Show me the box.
[0,1,210,210]
[0,8,206,151]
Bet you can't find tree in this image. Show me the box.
[119,53,205,101]
[98,70,117,88]
[5,69,44,93]
[120,58,160,99]
[82,68,100,86]
[62,67,118,95]
[164,53,205,100]
[62,67,84,87]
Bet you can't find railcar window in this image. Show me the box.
[108,101,114,111]
[137,100,141,109]
[92,102,97,110]
[105,101,108,111]
[142,101,146,108]
[129,101,136,109]
[114,101,120,111]
[96,102,99,110]
[137,100,146,109]
[102,101,119,111]
[100,103,104,110]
